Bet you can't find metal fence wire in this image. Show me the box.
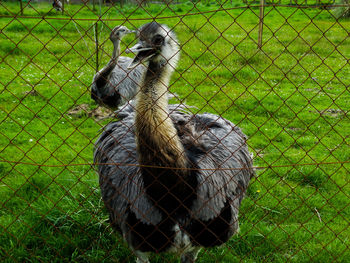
[0,0,349,262]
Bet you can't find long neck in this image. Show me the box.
[95,39,120,88]
[135,61,187,169]
[111,39,120,64]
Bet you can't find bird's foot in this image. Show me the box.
[180,247,201,263]
[135,250,149,263]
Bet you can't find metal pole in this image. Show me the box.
[95,22,99,73]
[19,0,23,15]
[258,0,265,49]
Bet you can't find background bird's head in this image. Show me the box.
[110,25,134,42]
[127,22,180,70]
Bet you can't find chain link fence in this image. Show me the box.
[0,0,349,262]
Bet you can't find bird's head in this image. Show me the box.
[110,25,135,42]
[126,22,180,70]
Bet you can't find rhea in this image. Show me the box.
[52,0,62,12]
[91,25,145,109]
[94,22,253,263]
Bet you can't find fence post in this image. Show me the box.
[258,0,265,49]
[99,0,102,15]
[19,0,23,15]
[95,22,99,73]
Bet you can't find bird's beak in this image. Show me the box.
[127,43,155,69]
[125,43,153,54]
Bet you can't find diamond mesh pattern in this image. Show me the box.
[0,0,349,262]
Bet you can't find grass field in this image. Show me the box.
[0,1,349,262]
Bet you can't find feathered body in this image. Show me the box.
[91,26,145,109]
[94,23,253,262]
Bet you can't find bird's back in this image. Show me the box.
[91,57,145,109]
[169,109,253,246]
[108,57,145,102]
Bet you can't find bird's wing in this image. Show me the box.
[94,115,162,226]
[91,57,144,109]
[109,58,144,102]
[171,112,254,221]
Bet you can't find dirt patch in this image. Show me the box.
[67,104,114,121]
[309,109,344,118]
[319,109,344,118]
[254,149,265,158]
[288,127,304,132]
[304,88,320,92]
[24,90,40,96]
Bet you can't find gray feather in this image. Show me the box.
[91,57,145,109]
[94,117,162,226]
[170,111,253,221]
[94,105,253,226]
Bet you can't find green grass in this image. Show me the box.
[1,1,349,262]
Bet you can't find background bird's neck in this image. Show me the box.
[94,40,120,92]
[110,40,120,66]
[135,61,187,169]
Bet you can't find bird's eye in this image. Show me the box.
[120,29,125,32]
[152,34,164,46]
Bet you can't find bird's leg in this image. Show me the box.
[180,247,201,263]
[134,250,149,263]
